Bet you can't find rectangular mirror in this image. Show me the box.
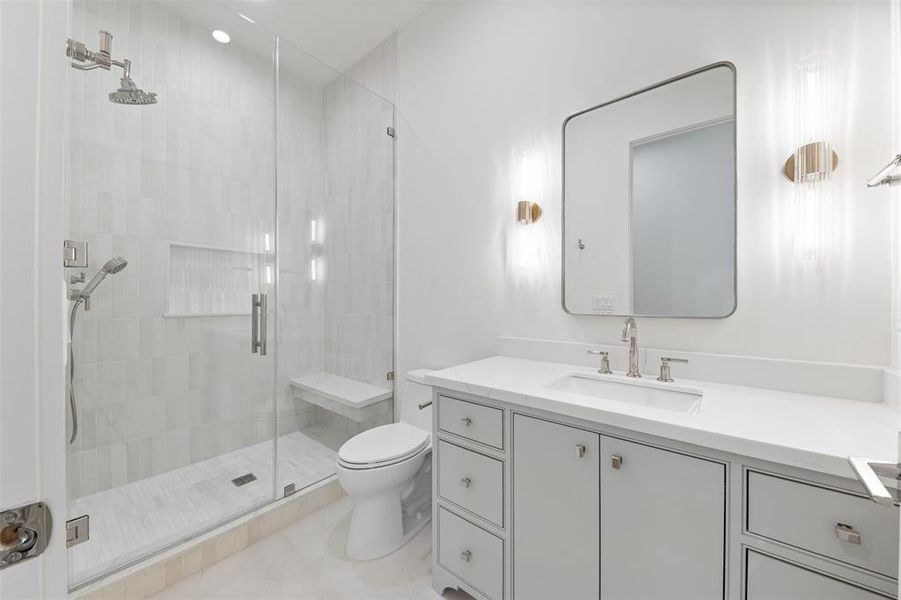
[562,63,736,317]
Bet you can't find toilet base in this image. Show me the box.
[345,491,432,560]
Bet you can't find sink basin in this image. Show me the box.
[547,374,702,414]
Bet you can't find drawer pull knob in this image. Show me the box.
[611,455,623,470]
[576,444,587,458]
[835,523,862,545]
[460,417,472,427]
[460,549,472,562]
[460,477,472,488]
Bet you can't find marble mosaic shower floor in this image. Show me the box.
[69,431,337,586]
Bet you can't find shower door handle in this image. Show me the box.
[251,293,267,356]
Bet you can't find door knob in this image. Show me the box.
[576,444,587,458]
[460,549,472,562]
[460,477,472,488]
[611,455,623,470]
[460,417,472,427]
[0,502,51,570]
[0,526,33,553]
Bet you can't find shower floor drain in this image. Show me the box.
[231,473,257,487]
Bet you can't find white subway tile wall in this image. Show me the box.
[67,0,279,501]
[66,0,396,585]
[68,0,396,500]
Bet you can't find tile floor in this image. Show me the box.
[70,431,337,586]
[148,497,471,600]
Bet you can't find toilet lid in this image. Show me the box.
[338,422,430,467]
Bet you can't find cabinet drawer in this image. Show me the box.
[747,471,898,578]
[438,508,504,600]
[438,440,504,527]
[438,395,503,449]
[746,549,891,599]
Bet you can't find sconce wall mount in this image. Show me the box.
[783,141,838,182]
[516,200,542,225]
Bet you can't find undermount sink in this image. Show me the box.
[547,374,702,414]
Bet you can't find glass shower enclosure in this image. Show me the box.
[64,0,395,588]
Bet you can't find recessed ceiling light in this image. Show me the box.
[212,30,231,44]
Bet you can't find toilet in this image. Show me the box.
[336,421,432,560]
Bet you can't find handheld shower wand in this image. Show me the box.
[68,256,127,310]
[68,257,127,444]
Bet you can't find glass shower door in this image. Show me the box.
[64,0,277,588]
[275,39,396,494]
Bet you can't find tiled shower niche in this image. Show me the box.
[165,242,273,318]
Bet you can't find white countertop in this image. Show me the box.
[424,356,901,480]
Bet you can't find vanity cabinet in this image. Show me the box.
[511,415,726,599]
[432,389,898,600]
[600,437,726,599]
[513,415,600,599]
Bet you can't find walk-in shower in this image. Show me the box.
[63,0,395,590]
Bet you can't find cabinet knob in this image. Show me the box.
[460,477,472,488]
[611,455,623,470]
[460,549,472,562]
[575,444,587,458]
[461,417,472,427]
[835,523,861,545]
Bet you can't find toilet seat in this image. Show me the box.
[338,422,431,470]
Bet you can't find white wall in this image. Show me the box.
[0,0,69,596]
[396,1,895,424]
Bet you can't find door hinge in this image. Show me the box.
[386,127,395,138]
[63,240,88,268]
[66,514,89,548]
[284,483,296,498]
[387,371,395,381]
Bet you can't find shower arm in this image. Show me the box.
[66,33,132,78]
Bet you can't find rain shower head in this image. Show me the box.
[109,76,157,105]
[67,32,158,106]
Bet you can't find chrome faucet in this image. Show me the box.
[621,318,641,378]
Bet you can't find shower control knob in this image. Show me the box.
[460,417,472,427]
[460,550,472,562]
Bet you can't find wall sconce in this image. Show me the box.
[516,200,542,225]
[784,52,835,261]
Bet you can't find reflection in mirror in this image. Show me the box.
[562,63,736,318]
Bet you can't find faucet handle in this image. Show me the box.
[657,357,688,382]
[587,350,612,375]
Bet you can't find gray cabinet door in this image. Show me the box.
[513,414,600,599]
[600,436,726,599]
[746,550,890,600]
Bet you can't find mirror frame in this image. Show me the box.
[560,61,737,318]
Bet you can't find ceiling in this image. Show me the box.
[225,0,434,73]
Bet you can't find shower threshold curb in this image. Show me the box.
[69,476,345,600]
